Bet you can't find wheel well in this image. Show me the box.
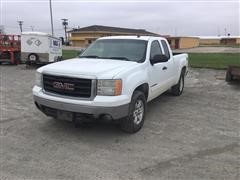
[182,66,187,75]
[134,83,149,100]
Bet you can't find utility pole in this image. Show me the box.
[61,18,68,45]
[49,0,54,36]
[17,20,23,32]
[224,28,227,36]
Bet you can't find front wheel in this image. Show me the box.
[120,91,146,133]
[171,70,185,96]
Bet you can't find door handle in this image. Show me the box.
[162,66,167,70]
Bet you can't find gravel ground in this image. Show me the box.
[0,65,239,180]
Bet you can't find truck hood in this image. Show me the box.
[40,58,139,79]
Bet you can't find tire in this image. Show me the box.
[120,91,146,133]
[225,71,233,82]
[57,56,63,61]
[28,53,38,63]
[171,70,185,96]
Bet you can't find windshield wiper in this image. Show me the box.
[107,57,130,61]
[80,55,131,61]
[79,55,100,58]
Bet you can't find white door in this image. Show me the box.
[148,40,169,100]
[160,40,176,87]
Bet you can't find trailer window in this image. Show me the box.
[52,40,60,47]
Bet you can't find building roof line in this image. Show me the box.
[68,25,158,35]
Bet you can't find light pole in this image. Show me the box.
[49,0,54,36]
[61,18,68,44]
[17,20,23,33]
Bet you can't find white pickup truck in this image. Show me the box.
[33,36,188,133]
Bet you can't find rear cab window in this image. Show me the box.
[150,40,163,60]
[161,40,171,60]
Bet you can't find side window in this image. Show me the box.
[52,40,60,47]
[161,40,170,59]
[150,40,163,60]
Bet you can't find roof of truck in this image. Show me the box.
[99,36,165,41]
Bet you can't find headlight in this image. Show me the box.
[35,72,42,87]
[97,79,122,96]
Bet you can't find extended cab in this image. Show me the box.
[33,36,188,133]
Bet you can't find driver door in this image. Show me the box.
[148,40,169,100]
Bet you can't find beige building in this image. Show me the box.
[199,36,240,46]
[167,37,199,49]
[68,25,159,47]
[220,37,240,45]
[199,38,221,45]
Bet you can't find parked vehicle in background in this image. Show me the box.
[0,34,21,65]
[21,32,62,65]
[33,36,188,133]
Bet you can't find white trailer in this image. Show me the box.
[21,32,62,65]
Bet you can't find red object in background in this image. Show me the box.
[0,34,21,65]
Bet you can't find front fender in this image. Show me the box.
[114,64,149,101]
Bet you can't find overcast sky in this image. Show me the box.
[0,0,239,37]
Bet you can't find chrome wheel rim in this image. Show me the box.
[133,99,144,125]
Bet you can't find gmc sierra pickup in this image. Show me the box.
[33,36,188,133]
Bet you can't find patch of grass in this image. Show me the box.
[62,50,240,70]
[62,50,79,60]
[200,45,240,48]
[189,53,240,69]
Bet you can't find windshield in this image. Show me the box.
[79,39,147,62]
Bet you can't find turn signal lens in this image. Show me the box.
[114,79,122,96]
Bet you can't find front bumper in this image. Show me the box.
[33,86,130,119]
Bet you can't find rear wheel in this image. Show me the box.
[120,91,146,133]
[28,53,38,63]
[57,56,63,61]
[171,70,185,96]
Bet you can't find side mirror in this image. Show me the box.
[150,54,169,65]
[77,49,85,56]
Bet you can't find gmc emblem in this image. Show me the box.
[53,81,74,91]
